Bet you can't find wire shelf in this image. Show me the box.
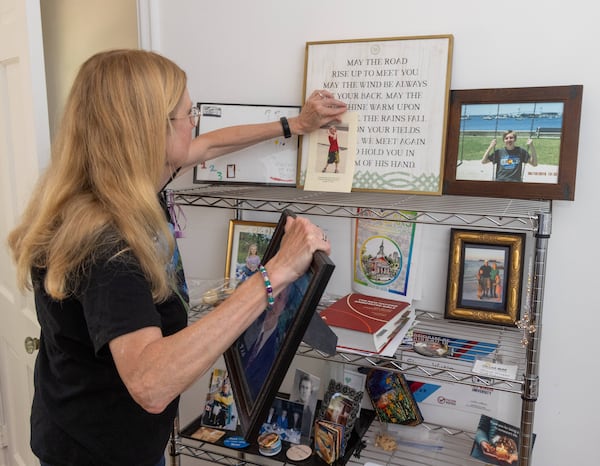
[172,186,550,231]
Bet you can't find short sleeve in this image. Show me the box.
[77,255,160,354]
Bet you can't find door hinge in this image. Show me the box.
[0,424,7,448]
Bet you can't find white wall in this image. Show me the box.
[148,1,600,464]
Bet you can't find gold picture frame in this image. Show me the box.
[298,35,453,194]
[445,229,525,326]
[225,220,276,282]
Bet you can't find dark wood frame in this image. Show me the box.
[443,85,583,200]
[223,210,335,441]
[445,229,525,326]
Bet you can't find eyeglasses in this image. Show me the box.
[169,106,200,128]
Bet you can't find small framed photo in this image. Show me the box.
[225,220,276,282]
[259,397,305,444]
[443,85,583,200]
[317,379,363,451]
[223,211,335,442]
[290,369,320,440]
[445,229,526,326]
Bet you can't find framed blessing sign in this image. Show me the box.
[193,103,301,186]
[298,35,453,194]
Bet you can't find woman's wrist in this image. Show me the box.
[286,116,306,136]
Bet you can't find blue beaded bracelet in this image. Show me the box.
[258,265,275,309]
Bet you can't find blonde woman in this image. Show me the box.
[7,49,345,466]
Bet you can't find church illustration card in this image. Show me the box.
[303,111,358,193]
[352,209,421,300]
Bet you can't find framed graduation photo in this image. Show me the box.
[223,210,335,441]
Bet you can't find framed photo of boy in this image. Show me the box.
[224,220,276,282]
[445,229,525,326]
[443,85,583,200]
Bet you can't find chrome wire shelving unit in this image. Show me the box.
[170,185,552,466]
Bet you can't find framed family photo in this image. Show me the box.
[298,35,453,194]
[224,220,276,282]
[259,397,305,445]
[223,211,335,441]
[445,229,525,326]
[443,85,583,200]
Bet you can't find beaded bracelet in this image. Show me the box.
[258,265,275,310]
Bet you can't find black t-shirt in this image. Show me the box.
[30,249,188,466]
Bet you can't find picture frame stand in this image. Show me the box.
[302,313,338,356]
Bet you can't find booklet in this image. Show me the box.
[470,414,536,465]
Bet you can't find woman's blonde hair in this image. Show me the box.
[7,49,187,302]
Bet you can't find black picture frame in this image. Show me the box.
[223,210,336,441]
[445,229,525,326]
[443,85,583,200]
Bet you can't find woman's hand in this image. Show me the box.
[266,215,331,288]
[290,90,347,135]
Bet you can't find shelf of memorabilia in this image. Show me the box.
[171,185,550,232]
[174,409,375,466]
[345,421,484,466]
[297,308,527,395]
[173,418,484,466]
[188,304,526,396]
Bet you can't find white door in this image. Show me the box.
[0,0,50,464]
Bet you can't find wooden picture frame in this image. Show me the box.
[445,229,526,326]
[193,103,300,186]
[298,35,453,194]
[223,210,335,441]
[225,220,276,282]
[443,85,583,200]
